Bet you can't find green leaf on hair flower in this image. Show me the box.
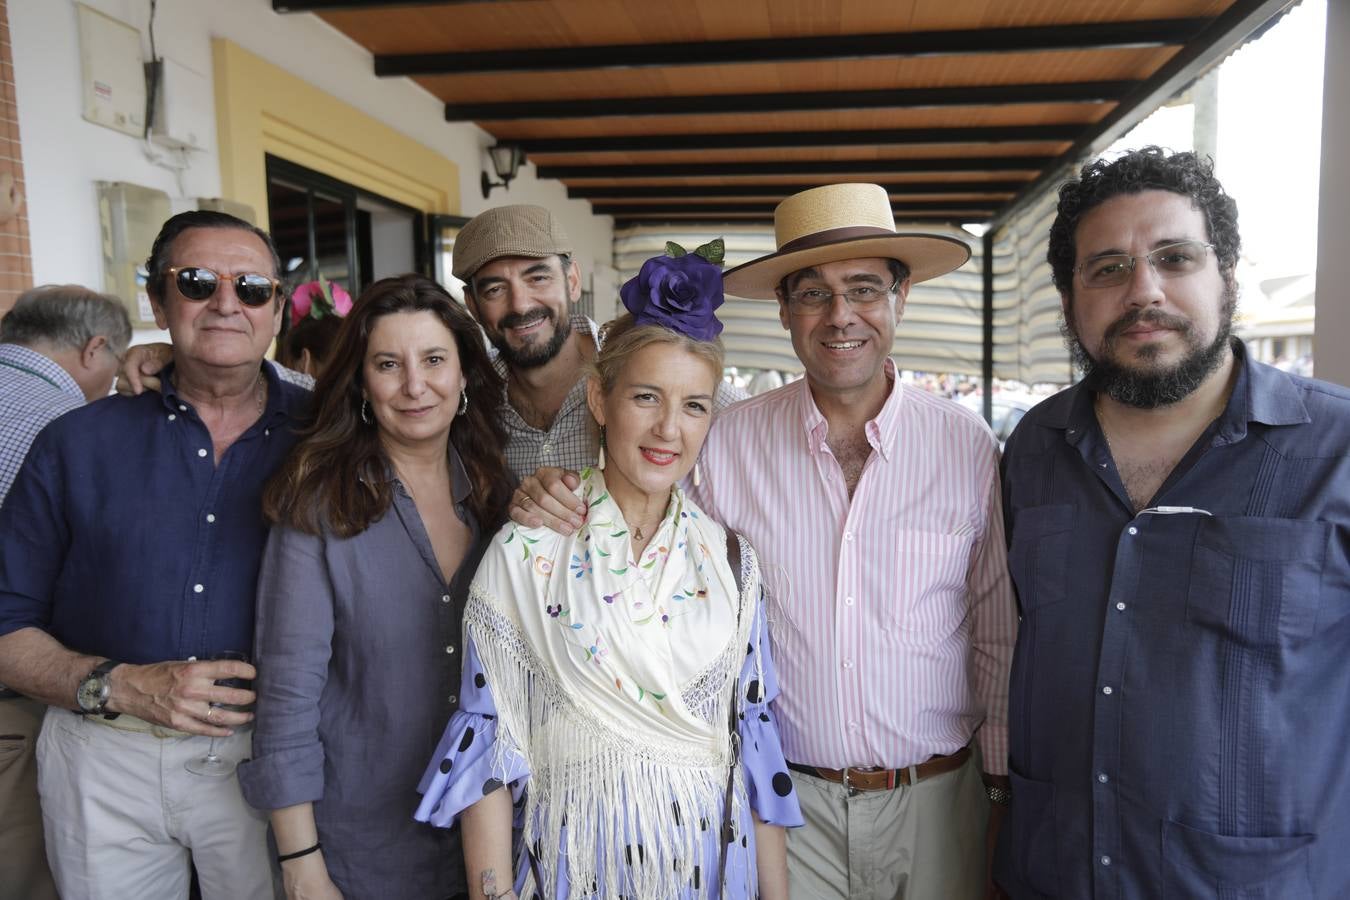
[665,241,688,258]
[692,238,725,266]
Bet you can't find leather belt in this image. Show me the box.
[787,746,971,793]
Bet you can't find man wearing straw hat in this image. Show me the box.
[517,183,1017,898]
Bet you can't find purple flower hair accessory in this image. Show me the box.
[619,240,726,342]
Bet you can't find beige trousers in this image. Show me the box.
[36,708,280,900]
[786,750,990,900]
[0,696,58,900]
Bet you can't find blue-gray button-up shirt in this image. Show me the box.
[995,341,1350,899]
[0,363,309,663]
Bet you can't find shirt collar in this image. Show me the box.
[1216,338,1310,440]
[381,444,474,504]
[159,360,295,425]
[0,343,84,400]
[798,357,903,462]
[1047,338,1309,447]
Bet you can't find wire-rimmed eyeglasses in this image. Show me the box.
[1075,240,1215,290]
[785,282,899,314]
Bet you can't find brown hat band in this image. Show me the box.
[779,225,897,254]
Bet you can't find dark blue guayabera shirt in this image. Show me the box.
[994,341,1350,899]
[0,363,308,664]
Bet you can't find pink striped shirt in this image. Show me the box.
[691,362,1016,775]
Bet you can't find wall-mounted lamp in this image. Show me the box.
[481,144,525,198]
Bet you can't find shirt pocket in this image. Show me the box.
[1161,819,1315,899]
[1186,517,1328,648]
[1005,767,1062,896]
[1008,504,1076,613]
[890,529,975,637]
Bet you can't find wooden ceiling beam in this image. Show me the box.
[570,181,1026,199]
[536,156,1052,179]
[376,19,1207,76]
[445,82,1135,121]
[515,124,1078,154]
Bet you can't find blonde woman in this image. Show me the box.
[416,249,800,899]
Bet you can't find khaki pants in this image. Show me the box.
[787,749,990,900]
[0,696,58,900]
[37,708,279,900]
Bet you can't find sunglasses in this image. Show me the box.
[166,266,281,307]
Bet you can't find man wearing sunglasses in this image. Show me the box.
[995,147,1350,897]
[0,210,308,899]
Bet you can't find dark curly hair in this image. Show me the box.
[1048,147,1240,298]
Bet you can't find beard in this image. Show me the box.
[488,307,573,369]
[1063,287,1235,409]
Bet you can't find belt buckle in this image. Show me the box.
[842,767,858,797]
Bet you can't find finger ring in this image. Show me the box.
[205,706,216,722]
[518,495,531,508]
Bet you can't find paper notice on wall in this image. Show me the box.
[137,291,153,322]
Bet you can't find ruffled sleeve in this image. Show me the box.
[737,593,804,828]
[414,634,529,828]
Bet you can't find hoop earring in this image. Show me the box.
[457,392,469,416]
[597,426,606,470]
[693,460,702,488]
[360,399,372,426]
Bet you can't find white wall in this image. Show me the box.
[10,0,613,309]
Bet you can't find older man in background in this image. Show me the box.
[0,210,306,900]
[0,284,131,900]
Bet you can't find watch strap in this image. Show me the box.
[77,659,122,716]
[985,782,1012,806]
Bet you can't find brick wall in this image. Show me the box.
[0,0,31,315]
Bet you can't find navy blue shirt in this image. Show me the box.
[0,363,308,664]
[995,341,1350,899]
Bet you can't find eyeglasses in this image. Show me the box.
[1076,241,1215,290]
[166,266,281,307]
[785,282,899,314]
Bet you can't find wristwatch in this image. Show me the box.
[75,659,122,717]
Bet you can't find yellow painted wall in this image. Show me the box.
[212,38,458,230]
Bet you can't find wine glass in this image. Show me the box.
[185,651,253,777]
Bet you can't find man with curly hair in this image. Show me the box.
[995,146,1350,897]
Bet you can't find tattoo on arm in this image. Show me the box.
[481,868,501,900]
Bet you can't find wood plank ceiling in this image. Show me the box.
[275,0,1285,229]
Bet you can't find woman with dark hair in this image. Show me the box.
[238,274,513,900]
[275,279,354,378]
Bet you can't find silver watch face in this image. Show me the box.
[76,674,108,712]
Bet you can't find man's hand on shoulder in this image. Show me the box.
[510,467,586,535]
[108,657,256,737]
[115,342,173,395]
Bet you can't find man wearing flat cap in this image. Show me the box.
[452,204,743,483]
[519,184,1016,898]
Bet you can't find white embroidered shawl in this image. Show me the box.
[466,467,760,899]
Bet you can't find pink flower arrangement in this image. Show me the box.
[289,275,353,328]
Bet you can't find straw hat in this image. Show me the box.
[722,183,971,299]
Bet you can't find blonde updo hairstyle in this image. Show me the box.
[588,313,725,395]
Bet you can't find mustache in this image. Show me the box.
[1102,308,1192,342]
[498,308,552,330]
